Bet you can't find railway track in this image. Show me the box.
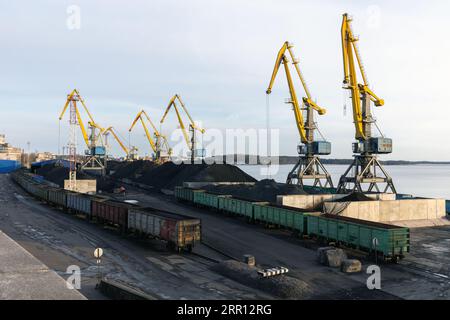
[392,260,450,282]
[13,185,228,271]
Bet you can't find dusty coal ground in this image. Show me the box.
[0,175,271,299]
[109,183,450,300]
[3,171,450,300]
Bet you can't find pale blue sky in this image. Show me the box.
[0,1,448,160]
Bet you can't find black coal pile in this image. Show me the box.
[111,160,156,179]
[94,176,117,193]
[334,192,374,202]
[111,161,257,190]
[35,164,116,192]
[35,164,83,187]
[203,179,307,203]
[106,160,124,173]
[134,162,257,190]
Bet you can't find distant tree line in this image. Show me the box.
[205,155,450,166]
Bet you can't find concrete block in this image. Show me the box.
[325,249,347,268]
[380,200,398,222]
[324,199,446,223]
[278,194,335,210]
[279,193,394,211]
[366,193,396,201]
[341,259,362,273]
[317,247,335,265]
[317,247,347,267]
[243,254,255,267]
[64,179,96,193]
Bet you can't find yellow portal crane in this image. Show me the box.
[59,89,103,148]
[58,89,106,175]
[341,13,384,140]
[104,126,137,160]
[266,41,333,187]
[129,109,171,161]
[338,13,395,194]
[266,41,326,144]
[160,94,205,161]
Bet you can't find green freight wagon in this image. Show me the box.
[174,186,204,203]
[193,191,231,210]
[219,196,268,219]
[253,203,313,234]
[306,214,410,261]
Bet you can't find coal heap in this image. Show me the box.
[106,160,124,173]
[135,162,257,190]
[111,161,257,190]
[334,192,374,202]
[203,179,308,203]
[35,164,116,192]
[111,160,156,179]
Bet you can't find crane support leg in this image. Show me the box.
[336,155,396,194]
[81,154,106,176]
[287,156,334,188]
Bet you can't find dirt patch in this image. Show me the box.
[212,260,311,299]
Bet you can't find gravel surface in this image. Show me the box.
[1,175,269,300]
[213,260,312,299]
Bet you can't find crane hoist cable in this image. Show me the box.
[160,94,205,150]
[58,89,105,148]
[266,41,326,144]
[341,13,384,140]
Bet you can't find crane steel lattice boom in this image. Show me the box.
[58,89,107,176]
[160,94,205,162]
[104,126,137,160]
[337,13,396,193]
[267,41,326,143]
[341,14,384,140]
[129,109,171,162]
[266,41,333,188]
